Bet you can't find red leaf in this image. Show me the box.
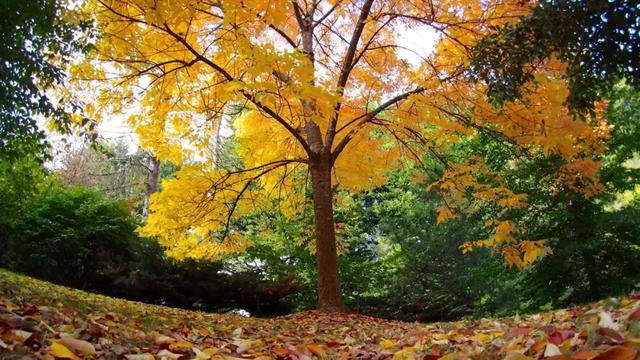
[627,308,640,321]
[548,331,565,345]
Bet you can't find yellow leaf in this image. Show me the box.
[203,348,219,356]
[169,340,193,351]
[60,337,96,356]
[393,347,419,360]
[380,339,395,349]
[48,342,81,360]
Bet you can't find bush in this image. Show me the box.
[2,187,136,288]
[0,185,295,316]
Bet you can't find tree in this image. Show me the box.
[468,0,640,114]
[57,141,149,202]
[76,0,610,311]
[0,0,91,159]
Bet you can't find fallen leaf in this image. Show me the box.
[504,353,534,360]
[591,346,637,360]
[598,327,625,343]
[627,308,640,321]
[202,348,219,356]
[572,351,600,360]
[157,349,182,359]
[598,313,620,331]
[48,342,81,360]
[155,335,176,345]
[234,339,253,354]
[548,331,565,345]
[381,339,395,349]
[169,340,193,351]
[192,347,211,359]
[307,344,327,358]
[60,337,96,356]
[125,354,155,360]
[544,343,563,357]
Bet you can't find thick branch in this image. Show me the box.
[326,0,374,148]
[331,86,426,159]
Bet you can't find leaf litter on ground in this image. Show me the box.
[1,269,639,359]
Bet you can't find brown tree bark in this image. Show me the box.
[142,155,161,218]
[309,155,345,311]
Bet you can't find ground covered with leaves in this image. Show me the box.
[1,269,639,360]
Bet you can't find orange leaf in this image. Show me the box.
[307,344,327,358]
[572,351,600,360]
[592,346,637,360]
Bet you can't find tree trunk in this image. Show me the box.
[309,157,345,311]
[142,156,161,218]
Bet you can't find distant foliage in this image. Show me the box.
[469,0,640,113]
[0,0,92,159]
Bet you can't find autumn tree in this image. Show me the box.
[75,0,610,311]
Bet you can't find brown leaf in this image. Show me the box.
[598,327,625,344]
[155,335,176,346]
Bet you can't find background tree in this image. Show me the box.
[0,0,92,159]
[468,0,640,114]
[58,141,148,199]
[56,141,172,216]
[76,0,610,311]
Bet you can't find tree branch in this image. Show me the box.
[331,86,426,159]
[326,0,374,148]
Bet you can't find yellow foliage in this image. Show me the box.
[71,0,609,263]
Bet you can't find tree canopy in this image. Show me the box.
[74,0,612,310]
[468,0,640,113]
[0,0,92,159]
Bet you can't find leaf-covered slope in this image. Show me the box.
[1,269,639,360]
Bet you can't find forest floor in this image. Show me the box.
[0,269,639,360]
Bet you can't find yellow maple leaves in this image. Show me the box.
[70,0,610,265]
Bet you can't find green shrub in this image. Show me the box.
[2,187,136,288]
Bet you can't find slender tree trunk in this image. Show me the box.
[143,156,161,218]
[309,156,345,311]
